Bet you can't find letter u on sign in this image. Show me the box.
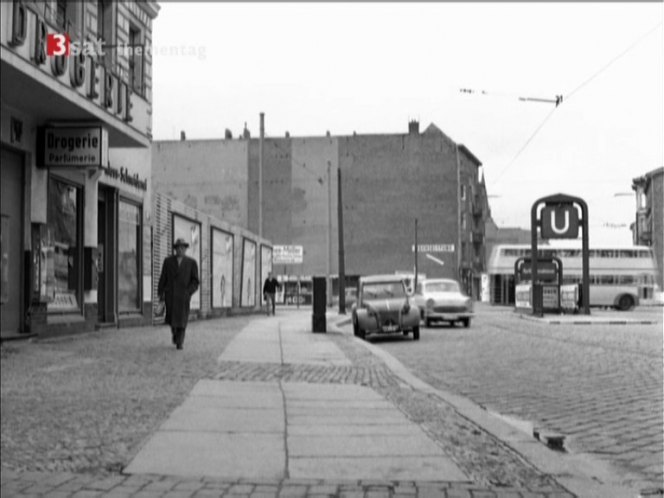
[541,204,579,239]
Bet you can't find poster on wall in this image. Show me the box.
[241,239,256,307]
[173,214,201,311]
[212,228,234,308]
[260,244,273,296]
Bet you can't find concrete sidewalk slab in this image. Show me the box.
[162,404,284,433]
[126,378,468,482]
[124,432,285,479]
[191,379,282,400]
[218,316,350,366]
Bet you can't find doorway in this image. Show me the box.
[97,187,117,324]
[1,147,24,336]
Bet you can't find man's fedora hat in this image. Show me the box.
[173,238,190,248]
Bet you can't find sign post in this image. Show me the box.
[531,194,589,315]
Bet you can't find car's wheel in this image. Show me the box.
[353,318,359,336]
[462,317,471,328]
[357,326,366,340]
[616,294,635,311]
[412,326,420,340]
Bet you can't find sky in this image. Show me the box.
[151,2,664,246]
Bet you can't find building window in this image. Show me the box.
[97,0,115,68]
[460,184,466,201]
[54,1,83,38]
[118,200,141,312]
[128,25,144,95]
[46,178,82,314]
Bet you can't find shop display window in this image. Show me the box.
[46,178,81,313]
[118,200,141,311]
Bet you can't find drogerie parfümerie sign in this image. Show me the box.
[38,126,109,168]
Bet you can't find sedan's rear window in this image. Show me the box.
[362,282,407,299]
[425,281,460,293]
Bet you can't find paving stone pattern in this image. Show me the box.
[1,312,575,497]
[374,305,664,492]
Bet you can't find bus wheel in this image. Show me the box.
[617,294,635,311]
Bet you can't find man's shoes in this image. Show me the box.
[176,343,183,350]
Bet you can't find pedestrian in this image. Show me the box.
[158,238,200,350]
[262,271,280,316]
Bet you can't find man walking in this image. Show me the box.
[262,271,280,316]
[158,238,199,350]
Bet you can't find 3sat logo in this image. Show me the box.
[46,33,70,56]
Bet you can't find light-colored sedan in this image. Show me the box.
[352,275,421,340]
[411,278,473,328]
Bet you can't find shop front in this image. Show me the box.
[1,0,157,338]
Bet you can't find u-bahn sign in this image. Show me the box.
[541,204,579,239]
[531,193,589,315]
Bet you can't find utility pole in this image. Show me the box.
[326,161,332,307]
[337,166,346,314]
[259,112,264,238]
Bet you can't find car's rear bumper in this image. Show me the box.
[358,315,420,334]
[426,312,473,321]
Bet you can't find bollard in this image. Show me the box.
[312,276,326,332]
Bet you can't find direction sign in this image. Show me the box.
[273,245,303,265]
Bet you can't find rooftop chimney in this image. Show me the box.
[408,120,419,135]
[224,129,232,139]
[180,130,186,140]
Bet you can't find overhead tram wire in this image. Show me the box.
[488,21,662,186]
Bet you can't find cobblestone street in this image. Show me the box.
[1,311,580,497]
[373,304,664,492]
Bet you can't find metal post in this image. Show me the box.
[579,201,590,315]
[338,166,346,314]
[414,218,418,290]
[530,203,540,316]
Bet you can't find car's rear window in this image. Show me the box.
[362,282,407,299]
[425,281,460,293]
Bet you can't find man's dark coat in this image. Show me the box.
[158,255,199,328]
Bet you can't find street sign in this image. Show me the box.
[519,262,558,282]
[541,204,579,239]
[411,244,455,253]
[273,245,303,265]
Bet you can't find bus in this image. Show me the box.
[487,244,661,311]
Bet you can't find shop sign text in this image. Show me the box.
[41,126,108,168]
